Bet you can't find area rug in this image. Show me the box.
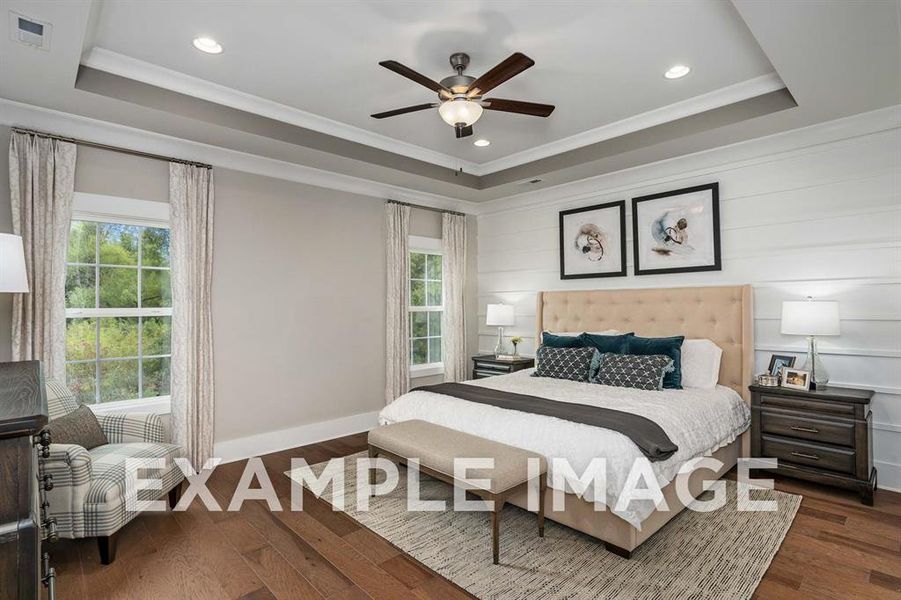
[286,453,800,600]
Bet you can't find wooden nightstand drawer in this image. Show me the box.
[760,410,854,447]
[473,361,513,373]
[759,393,855,417]
[471,355,535,380]
[761,434,856,475]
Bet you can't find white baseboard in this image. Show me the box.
[213,410,381,464]
[875,460,901,494]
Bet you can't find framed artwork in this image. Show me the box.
[768,354,796,376]
[632,182,721,276]
[782,367,811,391]
[559,200,627,279]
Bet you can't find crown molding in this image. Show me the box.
[81,47,481,175]
[477,103,901,215]
[473,72,786,175]
[0,97,477,214]
[80,48,789,178]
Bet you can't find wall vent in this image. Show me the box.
[9,12,51,50]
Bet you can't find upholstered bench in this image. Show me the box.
[368,420,547,564]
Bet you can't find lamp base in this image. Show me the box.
[494,327,506,357]
[799,335,829,389]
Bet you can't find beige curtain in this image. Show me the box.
[170,163,215,469]
[441,213,467,382]
[385,202,410,403]
[8,131,77,381]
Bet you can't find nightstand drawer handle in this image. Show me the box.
[789,426,820,434]
[790,451,820,460]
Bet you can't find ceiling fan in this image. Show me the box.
[371,52,555,139]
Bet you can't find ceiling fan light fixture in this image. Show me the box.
[193,37,223,54]
[438,99,483,127]
[664,64,690,79]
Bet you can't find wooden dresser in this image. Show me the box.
[0,361,54,599]
[749,383,876,505]
[471,355,535,379]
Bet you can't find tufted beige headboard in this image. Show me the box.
[536,285,754,403]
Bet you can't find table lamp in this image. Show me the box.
[0,234,29,293]
[486,304,515,357]
[781,297,840,388]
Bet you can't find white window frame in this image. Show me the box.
[66,193,172,415]
[409,235,444,379]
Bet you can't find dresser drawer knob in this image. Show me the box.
[789,426,820,434]
[790,451,820,460]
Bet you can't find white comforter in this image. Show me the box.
[378,369,750,528]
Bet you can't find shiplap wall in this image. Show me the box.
[475,107,901,491]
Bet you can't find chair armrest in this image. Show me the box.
[43,443,93,537]
[43,443,93,487]
[97,412,165,444]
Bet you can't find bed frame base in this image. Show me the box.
[603,542,633,559]
[505,438,741,558]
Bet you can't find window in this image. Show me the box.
[409,236,442,376]
[64,195,171,408]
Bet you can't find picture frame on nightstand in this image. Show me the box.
[767,354,796,377]
[781,367,811,391]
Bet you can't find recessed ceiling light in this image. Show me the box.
[664,65,690,79]
[193,37,222,54]
[474,139,490,147]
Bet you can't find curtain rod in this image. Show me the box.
[386,199,465,217]
[11,127,212,169]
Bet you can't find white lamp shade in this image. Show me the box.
[781,300,840,336]
[486,303,515,327]
[438,99,483,127]
[0,234,28,293]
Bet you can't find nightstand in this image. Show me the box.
[749,384,876,505]
[471,355,535,379]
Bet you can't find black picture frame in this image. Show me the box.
[768,354,796,376]
[631,182,721,276]
[558,200,627,280]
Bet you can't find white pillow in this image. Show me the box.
[680,339,723,389]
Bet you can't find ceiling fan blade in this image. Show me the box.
[455,124,474,138]
[371,103,437,119]
[379,60,452,97]
[466,53,535,97]
[483,98,555,117]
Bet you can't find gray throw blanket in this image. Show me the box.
[413,382,678,462]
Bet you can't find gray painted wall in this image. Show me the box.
[0,126,478,445]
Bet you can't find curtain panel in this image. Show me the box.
[441,213,467,382]
[8,131,77,381]
[169,163,215,469]
[385,202,411,403]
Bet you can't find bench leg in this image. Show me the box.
[491,497,505,565]
[538,474,547,538]
[367,445,378,496]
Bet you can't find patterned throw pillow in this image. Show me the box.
[43,405,109,449]
[532,346,600,382]
[593,353,674,391]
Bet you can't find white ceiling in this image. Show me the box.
[84,0,777,167]
[0,0,898,202]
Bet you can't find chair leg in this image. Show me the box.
[98,532,119,565]
[538,473,547,538]
[491,498,504,565]
[168,481,183,509]
[368,445,378,495]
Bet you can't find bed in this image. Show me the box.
[379,284,754,556]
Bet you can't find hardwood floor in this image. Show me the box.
[45,433,901,600]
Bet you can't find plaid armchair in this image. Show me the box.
[43,379,185,564]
